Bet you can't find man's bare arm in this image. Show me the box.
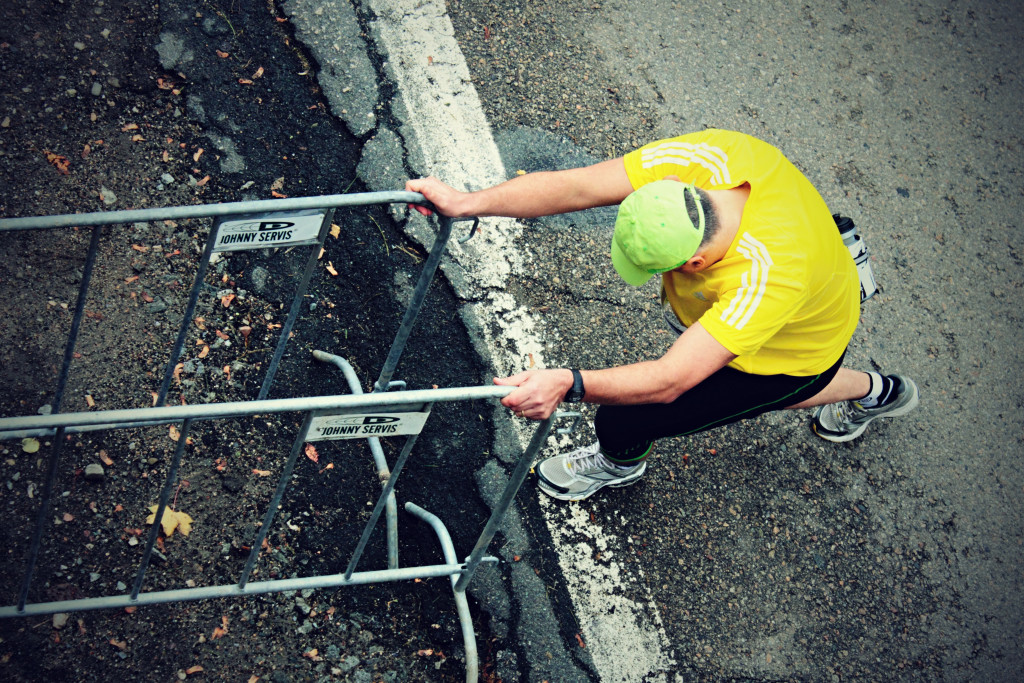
[495,323,738,419]
[405,157,634,218]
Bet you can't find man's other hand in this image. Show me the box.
[494,369,574,420]
[404,177,468,217]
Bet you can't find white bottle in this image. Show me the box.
[834,214,877,302]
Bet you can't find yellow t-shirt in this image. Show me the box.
[623,129,859,376]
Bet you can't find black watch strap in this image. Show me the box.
[564,369,585,403]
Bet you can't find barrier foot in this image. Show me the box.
[405,502,478,683]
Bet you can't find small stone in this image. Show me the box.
[84,463,105,482]
[1,116,9,128]
[89,572,101,582]
[52,613,70,629]
[74,41,86,51]
[101,28,111,39]
[91,83,102,97]
[66,88,78,97]
[161,173,175,184]
[99,186,117,206]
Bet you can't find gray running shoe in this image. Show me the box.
[537,441,646,501]
[812,374,920,442]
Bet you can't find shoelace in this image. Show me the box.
[831,400,867,425]
[567,444,605,475]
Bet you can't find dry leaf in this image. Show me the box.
[304,444,319,464]
[194,317,206,330]
[85,394,96,408]
[63,513,74,522]
[99,450,114,466]
[22,438,40,454]
[270,190,287,198]
[151,391,159,407]
[325,262,338,276]
[185,665,204,675]
[124,275,139,283]
[121,123,139,132]
[237,78,253,85]
[216,49,229,58]
[302,649,322,661]
[44,151,70,175]
[330,223,341,238]
[173,362,184,385]
[252,469,271,477]
[132,244,149,252]
[131,134,144,142]
[211,626,227,640]
[196,175,210,187]
[192,148,203,162]
[215,329,229,340]
[109,638,128,650]
[169,425,180,442]
[270,176,285,191]
[197,344,210,359]
[252,66,265,79]
[221,293,235,308]
[146,505,193,536]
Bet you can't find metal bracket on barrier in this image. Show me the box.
[455,216,481,244]
[555,410,583,435]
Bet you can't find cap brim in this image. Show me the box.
[611,238,655,286]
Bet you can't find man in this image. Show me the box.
[406,129,919,501]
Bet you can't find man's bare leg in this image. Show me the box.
[786,368,870,410]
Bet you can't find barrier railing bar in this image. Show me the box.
[455,414,556,593]
[130,418,192,600]
[155,222,219,407]
[50,224,103,413]
[344,404,432,580]
[16,227,104,608]
[257,210,335,400]
[0,191,432,232]
[406,502,479,683]
[0,386,513,436]
[238,411,314,590]
[1,561,493,618]
[16,427,67,610]
[373,216,454,394]
[313,351,401,570]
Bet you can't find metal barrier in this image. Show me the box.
[0,193,537,682]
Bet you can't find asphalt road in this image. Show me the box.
[302,0,1023,680]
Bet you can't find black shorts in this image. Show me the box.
[594,352,846,461]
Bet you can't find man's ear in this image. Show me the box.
[682,254,708,272]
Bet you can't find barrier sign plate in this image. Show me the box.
[305,412,430,441]
[212,210,325,252]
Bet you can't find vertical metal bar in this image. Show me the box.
[16,428,66,611]
[405,502,479,683]
[51,224,103,412]
[454,416,555,593]
[130,419,192,600]
[372,216,455,393]
[156,222,219,406]
[17,224,103,611]
[238,412,313,589]
[344,404,433,580]
[257,210,335,400]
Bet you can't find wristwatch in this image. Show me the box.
[564,369,585,403]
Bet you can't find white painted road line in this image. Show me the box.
[369,0,677,678]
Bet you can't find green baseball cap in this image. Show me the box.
[611,180,706,286]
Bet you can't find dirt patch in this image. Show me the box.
[1,2,495,681]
